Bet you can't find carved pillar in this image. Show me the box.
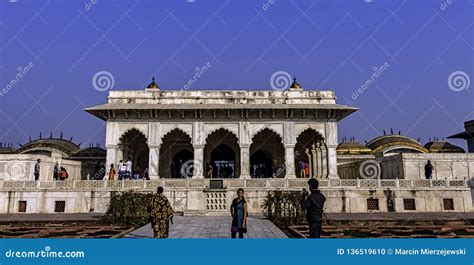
[284,145,296,178]
[317,142,324,178]
[240,145,250,179]
[311,144,318,178]
[325,122,339,179]
[148,145,159,179]
[105,145,118,172]
[305,148,312,178]
[192,145,204,179]
[321,142,329,178]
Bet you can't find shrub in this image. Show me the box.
[262,191,306,228]
[102,190,153,227]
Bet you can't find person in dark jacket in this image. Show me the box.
[300,178,326,238]
[424,160,433,179]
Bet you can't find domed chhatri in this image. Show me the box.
[289,76,302,90]
[366,131,429,155]
[424,140,465,153]
[337,137,372,155]
[146,76,159,89]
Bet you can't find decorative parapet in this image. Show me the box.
[0,178,469,192]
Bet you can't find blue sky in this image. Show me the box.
[0,0,472,149]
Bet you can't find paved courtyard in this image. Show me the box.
[126,215,287,238]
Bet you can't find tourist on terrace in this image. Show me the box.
[142,168,150,180]
[108,164,116,181]
[53,161,59,180]
[58,167,69,181]
[34,159,41,181]
[300,179,326,238]
[424,160,434,179]
[125,157,132,179]
[298,160,305,178]
[132,165,140,180]
[148,186,174,238]
[230,188,248,238]
[118,160,125,180]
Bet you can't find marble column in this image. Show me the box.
[327,145,338,179]
[305,148,312,178]
[240,145,250,179]
[325,122,340,179]
[317,142,324,178]
[105,145,119,172]
[192,145,204,179]
[310,144,318,178]
[321,143,329,178]
[148,145,159,179]
[284,145,296,178]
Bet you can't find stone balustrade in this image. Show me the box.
[0,178,469,192]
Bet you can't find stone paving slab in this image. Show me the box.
[126,216,288,238]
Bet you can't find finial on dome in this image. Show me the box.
[146,76,160,89]
[289,76,303,90]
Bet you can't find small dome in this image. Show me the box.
[70,146,107,160]
[367,132,428,155]
[337,138,372,155]
[17,136,81,157]
[424,140,465,153]
[289,76,302,90]
[146,77,159,89]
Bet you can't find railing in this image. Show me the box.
[0,178,470,191]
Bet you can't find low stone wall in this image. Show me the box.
[382,153,474,180]
[0,179,471,214]
[0,154,83,181]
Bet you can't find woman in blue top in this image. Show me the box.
[230,188,248,238]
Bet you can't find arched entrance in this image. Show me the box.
[250,128,285,178]
[204,129,240,178]
[119,128,149,176]
[159,129,194,178]
[295,128,326,178]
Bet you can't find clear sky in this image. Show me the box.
[0,0,472,149]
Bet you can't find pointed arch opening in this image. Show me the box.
[295,128,326,178]
[159,129,194,178]
[204,128,240,178]
[250,128,285,178]
[119,128,149,176]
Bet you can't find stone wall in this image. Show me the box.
[0,154,83,181]
[382,153,474,180]
[0,179,470,214]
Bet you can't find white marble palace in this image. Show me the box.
[85,78,356,180]
[0,78,472,214]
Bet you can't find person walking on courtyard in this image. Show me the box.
[148,186,174,238]
[424,160,434,179]
[304,163,309,178]
[230,188,248,238]
[125,157,132,179]
[108,164,116,180]
[34,159,41,181]
[300,178,326,238]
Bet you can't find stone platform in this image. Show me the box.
[125,215,287,238]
